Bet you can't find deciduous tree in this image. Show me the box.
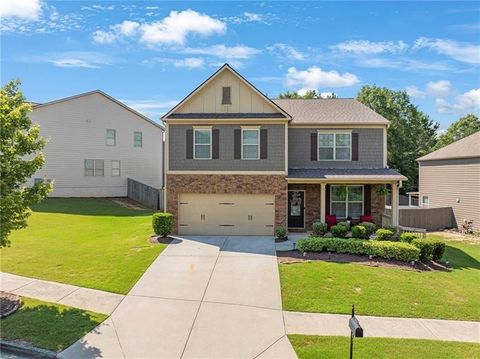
[434,114,480,150]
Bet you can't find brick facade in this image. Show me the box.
[288,184,320,231]
[166,174,287,234]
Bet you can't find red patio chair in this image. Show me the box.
[360,214,374,223]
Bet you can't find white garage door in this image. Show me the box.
[178,193,275,235]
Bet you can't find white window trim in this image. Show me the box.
[111,160,121,177]
[106,129,116,146]
[85,159,104,177]
[193,128,212,160]
[330,185,364,219]
[241,127,260,160]
[317,130,352,161]
[134,131,143,148]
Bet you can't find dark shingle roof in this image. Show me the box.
[273,99,389,125]
[417,131,480,161]
[288,168,407,180]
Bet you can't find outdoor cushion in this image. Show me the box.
[326,214,337,228]
[360,215,374,223]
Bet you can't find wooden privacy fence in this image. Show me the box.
[399,207,454,231]
[127,178,164,211]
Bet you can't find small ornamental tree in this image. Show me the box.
[0,80,52,246]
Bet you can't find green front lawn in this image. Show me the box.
[0,198,166,294]
[289,335,480,359]
[280,236,480,320]
[0,297,107,352]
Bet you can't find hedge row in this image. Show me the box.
[296,237,420,262]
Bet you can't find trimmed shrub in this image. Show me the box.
[275,226,287,239]
[399,232,418,244]
[360,222,377,235]
[431,239,446,261]
[375,228,394,241]
[152,212,173,237]
[412,238,435,261]
[337,221,350,229]
[365,241,420,262]
[296,237,420,262]
[382,224,396,232]
[312,222,328,236]
[351,225,368,239]
[331,224,349,238]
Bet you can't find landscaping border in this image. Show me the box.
[0,340,57,359]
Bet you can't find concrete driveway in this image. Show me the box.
[60,236,297,359]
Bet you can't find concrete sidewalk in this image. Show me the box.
[59,236,297,359]
[284,311,480,343]
[0,272,124,315]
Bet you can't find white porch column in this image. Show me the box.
[320,183,326,223]
[391,182,399,227]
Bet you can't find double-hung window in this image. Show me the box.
[106,129,116,146]
[134,131,143,148]
[194,128,211,159]
[331,185,363,219]
[111,160,121,176]
[422,196,429,207]
[85,159,104,176]
[241,128,260,160]
[318,131,351,160]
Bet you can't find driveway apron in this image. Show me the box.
[60,236,296,359]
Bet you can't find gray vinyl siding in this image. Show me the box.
[288,128,384,169]
[419,157,480,230]
[169,124,285,171]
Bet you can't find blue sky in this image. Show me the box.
[2,1,479,129]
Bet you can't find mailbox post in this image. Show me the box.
[349,305,363,359]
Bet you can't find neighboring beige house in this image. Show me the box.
[163,64,406,235]
[417,131,480,230]
[28,90,163,197]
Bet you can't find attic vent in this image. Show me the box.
[222,87,231,105]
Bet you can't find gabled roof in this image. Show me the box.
[32,90,164,130]
[273,99,390,126]
[162,63,291,120]
[417,131,480,161]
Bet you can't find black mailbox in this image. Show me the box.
[349,316,363,337]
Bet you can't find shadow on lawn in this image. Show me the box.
[31,198,152,217]
[443,245,480,270]
[1,301,104,354]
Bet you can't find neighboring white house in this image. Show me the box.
[28,90,163,197]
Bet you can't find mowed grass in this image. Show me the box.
[279,236,480,320]
[288,335,480,359]
[0,198,166,294]
[0,297,107,352]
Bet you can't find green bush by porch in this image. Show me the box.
[280,237,480,320]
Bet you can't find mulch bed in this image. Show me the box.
[149,235,175,244]
[277,250,450,272]
[0,291,20,318]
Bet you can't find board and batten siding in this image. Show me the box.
[175,69,279,114]
[28,92,163,197]
[288,128,384,169]
[418,157,480,230]
[168,124,285,171]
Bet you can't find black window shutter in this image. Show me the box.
[325,185,330,216]
[311,133,317,161]
[352,132,359,161]
[212,129,220,159]
[234,129,241,159]
[364,185,371,215]
[186,129,193,159]
[260,129,268,159]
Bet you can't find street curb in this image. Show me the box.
[0,340,57,358]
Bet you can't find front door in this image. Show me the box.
[288,190,305,228]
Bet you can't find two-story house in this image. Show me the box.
[29,90,163,197]
[163,64,406,235]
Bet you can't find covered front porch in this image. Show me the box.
[286,168,407,232]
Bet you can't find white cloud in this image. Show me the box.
[435,88,480,113]
[182,44,260,59]
[173,57,204,69]
[331,40,408,54]
[92,30,117,44]
[414,37,480,64]
[139,9,225,45]
[426,80,451,97]
[244,12,263,22]
[93,20,141,43]
[267,43,306,60]
[121,99,179,118]
[0,0,42,20]
[406,86,426,99]
[285,66,360,93]
[21,51,111,69]
[224,12,273,25]
[356,57,457,72]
